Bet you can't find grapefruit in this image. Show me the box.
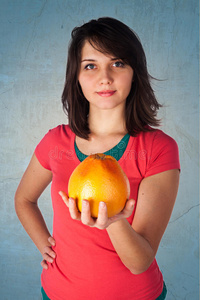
[68,153,130,218]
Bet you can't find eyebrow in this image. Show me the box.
[81,59,96,63]
[81,57,120,63]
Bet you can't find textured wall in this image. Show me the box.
[0,0,199,299]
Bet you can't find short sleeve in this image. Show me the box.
[145,130,180,178]
[35,130,53,170]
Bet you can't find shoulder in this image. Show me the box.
[35,124,74,170]
[35,124,73,152]
[132,128,180,177]
[38,124,74,145]
[46,124,73,138]
[150,129,179,155]
[134,128,179,151]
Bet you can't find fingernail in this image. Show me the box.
[100,202,105,208]
[82,200,88,206]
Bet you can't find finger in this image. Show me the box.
[43,246,56,259]
[42,252,55,264]
[96,202,108,229]
[121,199,135,217]
[59,191,69,207]
[81,200,95,226]
[48,236,56,246]
[41,260,48,270]
[68,197,81,220]
[108,199,135,224]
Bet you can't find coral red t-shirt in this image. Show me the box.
[35,125,180,300]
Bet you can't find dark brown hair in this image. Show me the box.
[62,17,161,139]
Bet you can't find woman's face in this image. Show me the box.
[78,41,134,112]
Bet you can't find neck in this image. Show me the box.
[88,107,127,137]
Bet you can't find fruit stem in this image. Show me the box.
[94,153,106,160]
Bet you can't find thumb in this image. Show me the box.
[123,199,135,217]
[48,236,56,246]
[58,191,69,207]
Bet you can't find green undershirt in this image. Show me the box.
[75,133,130,162]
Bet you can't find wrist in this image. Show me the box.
[107,217,129,228]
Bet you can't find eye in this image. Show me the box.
[84,64,96,70]
[113,61,125,68]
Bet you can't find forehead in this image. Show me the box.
[80,40,115,60]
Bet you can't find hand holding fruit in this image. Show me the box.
[59,192,135,230]
[59,153,135,229]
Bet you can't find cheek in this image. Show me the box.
[121,74,133,92]
[79,75,91,89]
[120,69,133,86]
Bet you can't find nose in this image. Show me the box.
[98,68,113,85]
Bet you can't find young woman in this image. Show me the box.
[15,17,180,300]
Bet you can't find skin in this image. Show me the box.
[15,41,180,274]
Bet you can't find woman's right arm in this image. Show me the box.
[15,153,56,269]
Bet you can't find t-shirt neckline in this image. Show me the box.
[69,127,135,164]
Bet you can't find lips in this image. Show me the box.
[97,90,116,97]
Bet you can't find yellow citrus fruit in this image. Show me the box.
[68,153,130,218]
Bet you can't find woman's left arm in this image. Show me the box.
[106,169,180,274]
[59,169,179,274]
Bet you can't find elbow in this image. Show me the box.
[14,189,22,213]
[14,194,23,220]
[129,264,151,275]
[128,246,156,275]
[128,264,152,275]
[125,257,155,275]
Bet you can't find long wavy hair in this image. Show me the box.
[62,17,161,139]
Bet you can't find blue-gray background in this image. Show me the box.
[0,0,199,299]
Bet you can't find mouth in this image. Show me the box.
[96,90,116,97]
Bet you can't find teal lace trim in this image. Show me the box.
[75,133,130,162]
